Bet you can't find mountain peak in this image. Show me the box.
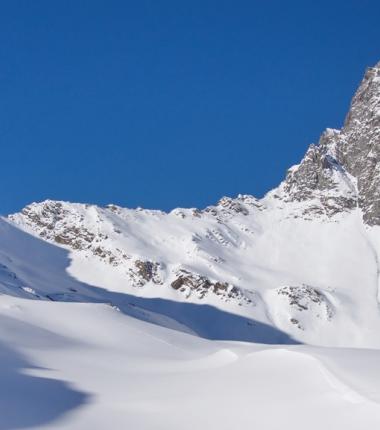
[12,62,380,226]
[276,61,380,224]
[343,62,380,129]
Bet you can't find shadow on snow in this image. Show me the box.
[0,218,299,345]
[0,336,89,430]
[0,218,300,428]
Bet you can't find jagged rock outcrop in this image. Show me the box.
[279,129,358,216]
[276,62,380,224]
[170,269,254,304]
[129,260,163,287]
[338,64,380,224]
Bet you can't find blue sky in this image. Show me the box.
[1,1,379,214]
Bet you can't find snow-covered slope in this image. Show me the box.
[7,193,380,348]
[2,62,380,428]
[1,218,380,429]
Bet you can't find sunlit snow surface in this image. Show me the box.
[2,200,380,429]
[2,296,380,430]
[3,61,380,428]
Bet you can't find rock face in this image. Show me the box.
[130,260,163,287]
[339,64,380,224]
[275,62,380,224]
[279,129,358,217]
[170,269,254,304]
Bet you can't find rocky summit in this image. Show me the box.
[278,62,380,224]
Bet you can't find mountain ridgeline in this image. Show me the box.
[4,62,380,347]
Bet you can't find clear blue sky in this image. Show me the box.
[1,1,379,214]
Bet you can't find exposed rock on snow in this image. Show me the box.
[129,260,163,287]
[6,61,380,349]
[265,285,335,336]
[170,269,254,304]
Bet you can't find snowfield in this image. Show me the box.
[1,294,380,429]
[1,296,380,430]
[1,202,380,429]
[2,62,380,428]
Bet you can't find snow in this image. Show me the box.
[1,295,380,429]
[1,197,380,428]
[9,197,380,347]
[3,59,380,428]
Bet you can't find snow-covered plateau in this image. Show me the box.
[2,62,380,429]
